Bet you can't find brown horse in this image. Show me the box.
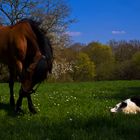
[0,19,53,114]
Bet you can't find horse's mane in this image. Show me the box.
[19,18,53,60]
[16,19,53,84]
[19,19,53,74]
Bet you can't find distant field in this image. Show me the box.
[0,81,140,140]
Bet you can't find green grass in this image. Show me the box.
[0,81,140,140]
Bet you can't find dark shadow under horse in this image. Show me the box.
[0,19,53,114]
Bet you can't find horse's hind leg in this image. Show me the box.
[9,68,15,107]
[27,95,37,114]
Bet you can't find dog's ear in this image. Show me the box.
[120,102,127,108]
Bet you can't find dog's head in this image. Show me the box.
[110,101,127,113]
[110,98,140,114]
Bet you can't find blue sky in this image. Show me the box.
[68,0,140,44]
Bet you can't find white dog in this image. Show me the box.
[110,97,140,114]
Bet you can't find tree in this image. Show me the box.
[83,42,114,65]
[36,0,74,34]
[109,40,140,80]
[109,40,140,62]
[70,43,85,52]
[82,42,115,80]
[131,51,140,79]
[0,0,74,34]
[0,0,73,49]
[132,51,140,67]
[72,52,96,81]
[0,0,36,25]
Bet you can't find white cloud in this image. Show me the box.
[112,30,126,35]
[65,31,82,36]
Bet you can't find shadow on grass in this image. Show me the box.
[92,86,140,102]
[31,113,140,140]
[0,102,16,117]
[112,86,140,100]
[1,114,139,140]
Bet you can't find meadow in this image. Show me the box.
[0,81,140,140]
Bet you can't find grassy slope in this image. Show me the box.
[0,81,140,140]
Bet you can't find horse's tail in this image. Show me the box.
[20,18,53,74]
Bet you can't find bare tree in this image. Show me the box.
[0,0,74,45]
[0,0,74,33]
[37,0,74,34]
[0,0,37,25]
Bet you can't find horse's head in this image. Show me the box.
[20,55,53,95]
[21,38,53,95]
[32,55,53,85]
[18,19,53,96]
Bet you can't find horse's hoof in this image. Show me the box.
[10,99,15,107]
[15,108,24,115]
[29,108,37,114]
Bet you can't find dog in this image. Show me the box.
[110,97,140,114]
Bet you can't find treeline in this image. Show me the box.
[1,40,140,82]
[49,40,140,82]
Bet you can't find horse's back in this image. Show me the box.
[0,23,30,64]
[0,26,12,63]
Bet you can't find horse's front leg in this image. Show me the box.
[15,88,24,114]
[14,60,24,113]
[27,95,37,114]
[16,87,37,114]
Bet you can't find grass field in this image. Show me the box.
[0,81,140,140]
